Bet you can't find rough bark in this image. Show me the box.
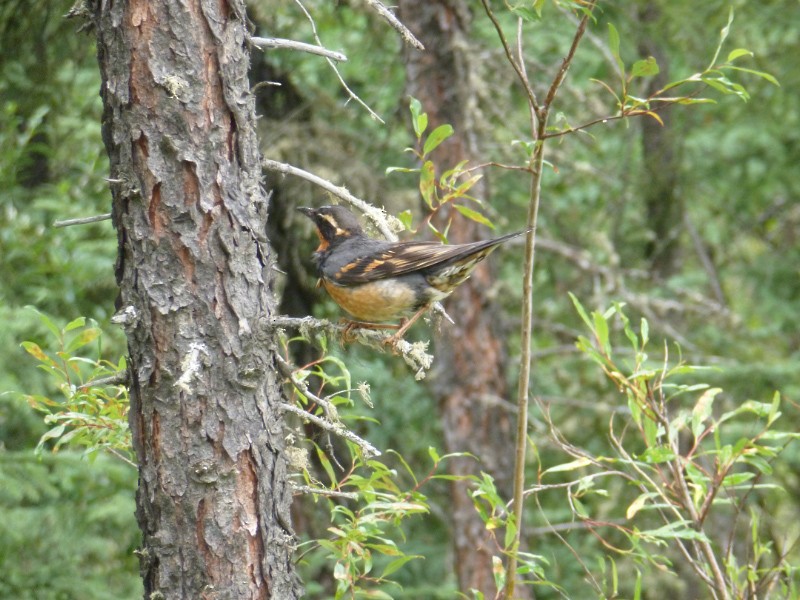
[93,0,302,597]
[398,2,517,597]
[638,3,683,279]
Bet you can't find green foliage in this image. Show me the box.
[19,309,132,463]
[531,297,800,597]
[385,98,493,240]
[0,451,140,600]
[4,1,800,598]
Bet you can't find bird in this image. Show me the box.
[298,205,526,343]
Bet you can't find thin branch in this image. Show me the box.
[293,0,385,123]
[106,447,138,468]
[279,402,381,458]
[684,211,727,307]
[493,4,598,598]
[362,0,424,50]
[275,353,338,421]
[479,0,538,110]
[268,315,433,379]
[79,372,129,389]
[291,484,359,500]
[53,213,112,228]
[250,36,347,62]
[542,5,595,110]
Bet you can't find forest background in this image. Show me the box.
[1,0,798,598]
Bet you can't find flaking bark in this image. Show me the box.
[92,0,302,597]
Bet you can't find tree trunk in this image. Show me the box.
[398,2,517,597]
[93,1,302,597]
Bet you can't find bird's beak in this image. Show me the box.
[297,207,315,218]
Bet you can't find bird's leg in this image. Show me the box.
[383,305,429,347]
[339,318,399,343]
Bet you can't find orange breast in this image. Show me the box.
[322,279,418,322]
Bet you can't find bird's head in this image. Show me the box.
[298,205,364,248]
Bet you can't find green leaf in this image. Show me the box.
[385,166,419,175]
[725,65,780,86]
[66,327,101,353]
[572,497,589,519]
[419,160,436,208]
[381,555,421,578]
[592,311,610,355]
[645,520,709,541]
[607,23,624,76]
[727,48,753,62]
[542,457,591,475]
[409,97,426,139]
[422,124,454,156]
[27,306,62,340]
[569,293,593,330]
[643,414,658,447]
[453,204,495,229]
[64,316,87,332]
[692,387,721,439]
[504,514,517,549]
[639,445,676,464]
[509,5,541,22]
[768,391,781,426]
[631,57,659,78]
[397,209,414,231]
[626,493,649,519]
[707,7,734,69]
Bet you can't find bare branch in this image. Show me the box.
[362,0,424,50]
[291,484,359,500]
[250,36,347,62]
[53,213,112,228]
[293,0,385,123]
[79,372,129,389]
[268,315,434,379]
[106,447,138,468]
[275,353,339,421]
[279,402,381,458]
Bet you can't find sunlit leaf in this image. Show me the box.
[631,57,659,78]
[419,160,436,208]
[727,48,753,62]
[543,457,591,475]
[453,204,495,229]
[423,124,454,156]
[607,23,624,76]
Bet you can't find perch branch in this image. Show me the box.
[269,315,433,379]
[250,36,347,62]
[53,213,112,228]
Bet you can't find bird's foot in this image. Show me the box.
[339,318,399,343]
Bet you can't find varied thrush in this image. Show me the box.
[299,205,525,342]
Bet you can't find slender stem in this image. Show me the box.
[493,4,597,598]
[250,36,347,62]
[53,213,112,228]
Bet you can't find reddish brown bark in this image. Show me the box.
[93,0,302,596]
[398,2,517,596]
